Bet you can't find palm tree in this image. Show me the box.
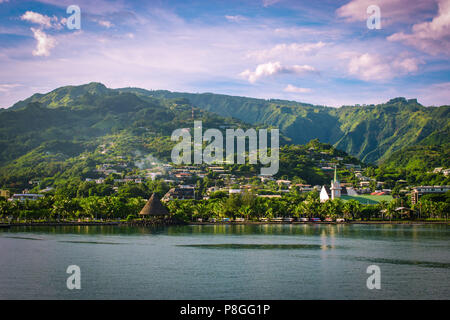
[80,196,101,220]
[343,200,361,220]
[193,202,209,220]
[211,200,226,218]
[303,196,319,218]
[0,200,11,222]
[293,203,303,218]
[238,205,253,220]
[386,200,397,221]
[378,200,388,220]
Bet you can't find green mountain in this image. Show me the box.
[381,144,450,171]
[117,88,449,164]
[0,84,258,188]
[0,83,369,190]
[2,82,448,190]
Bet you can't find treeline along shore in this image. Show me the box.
[0,189,448,226]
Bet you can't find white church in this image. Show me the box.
[320,166,342,202]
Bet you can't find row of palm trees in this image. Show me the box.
[166,194,449,221]
[1,193,448,223]
[0,196,145,222]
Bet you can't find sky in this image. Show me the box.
[0,0,449,108]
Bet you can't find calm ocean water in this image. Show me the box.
[0,224,449,299]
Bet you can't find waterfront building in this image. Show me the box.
[320,186,329,203]
[320,166,343,202]
[330,166,342,200]
[411,186,450,205]
[139,193,169,217]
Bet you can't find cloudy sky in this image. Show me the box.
[0,0,449,108]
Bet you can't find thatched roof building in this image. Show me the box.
[139,193,169,216]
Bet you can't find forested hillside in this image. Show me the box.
[117,88,449,164]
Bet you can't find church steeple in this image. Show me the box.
[331,165,341,200]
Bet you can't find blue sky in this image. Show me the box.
[0,0,449,108]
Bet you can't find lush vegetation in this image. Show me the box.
[0,83,258,190]
[1,190,448,223]
[122,89,450,164]
[0,82,448,224]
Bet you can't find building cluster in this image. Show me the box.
[410,185,450,205]
[1,148,449,207]
[432,167,450,176]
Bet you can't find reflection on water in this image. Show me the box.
[178,243,333,250]
[2,236,44,241]
[6,223,447,238]
[351,256,450,269]
[0,223,449,299]
[58,240,126,245]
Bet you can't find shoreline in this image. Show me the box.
[189,220,449,225]
[0,220,448,228]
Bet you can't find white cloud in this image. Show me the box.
[20,11,66,56]
[225,15,247,22]
[284,84,312,93]
[34,0,126,15]
[262,0,281,7]
[97,20,114,28]
[0,83,21,92]
[387,0,450,55]
[240,61,317,83]
[21,11,53,28]
[31,27,57,56]
[2,5,445,108]
[247,42,326,60]
[336,0,436,25]
[346,53,423,81]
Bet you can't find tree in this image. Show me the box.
[386,200,397,221]
[52,198,80,221]
[300,195,320,218]
[210,200,226,218]
[343,200,361,220]
[0,201,13,221]
[369,180,377,192]
[238,205,253,220]
[377,200,388,220]
[193,202,209,220]
[79,196,102,220]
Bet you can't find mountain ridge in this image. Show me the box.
[5,82,450,165]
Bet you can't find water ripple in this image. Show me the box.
[177,243,333,250]
[353,256,450,269]
[58,240,125,245]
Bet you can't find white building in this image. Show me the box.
[330,166,342,200]
[320,186,329,203]
[11,194,44,201]
[320,166,342,202]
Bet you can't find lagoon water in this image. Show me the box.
[0,224,449,299]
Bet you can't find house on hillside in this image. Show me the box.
[162,185,196,201]
[11,193,44,201]
[0,189,11,199]
[410,186,450,205]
